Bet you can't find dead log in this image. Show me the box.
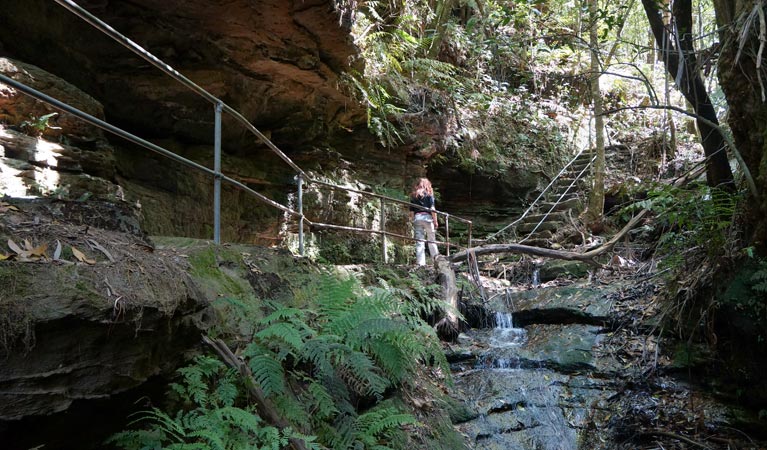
[434,256,460,341]
[449,210,649,266]
[203,336,310,450]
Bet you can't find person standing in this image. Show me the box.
[409,178,439,266]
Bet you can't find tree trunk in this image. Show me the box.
[429,0,458,57]
[587,0,606,222]
[641,0,735,189]
[712,0,767,248]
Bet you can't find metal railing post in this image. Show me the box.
[380,198,388,263]
[297,174,305,256]
[213,102,222,245]
[445,214,450,257]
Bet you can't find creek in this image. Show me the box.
[445,275,763,449]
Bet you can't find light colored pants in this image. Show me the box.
[414,216,438,266]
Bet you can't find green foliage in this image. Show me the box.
[750,259,767,294]
[620,183,740,269]
[20,112,61,136]
[112,274,446,450]
[108,356,316,450]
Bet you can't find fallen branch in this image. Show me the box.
[202,336,309,450]
[639,430,714,450]
[449,210,648,266]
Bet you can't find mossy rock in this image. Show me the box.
[539,260,590,282]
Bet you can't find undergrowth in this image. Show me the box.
[110,274,448,450]
[619,183,745,335]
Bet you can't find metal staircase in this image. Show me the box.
[483,150,595,247]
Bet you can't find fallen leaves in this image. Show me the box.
[71,246,96,265]
[7,238,48,261]
[0,201,20,213]
[4,237,107,265]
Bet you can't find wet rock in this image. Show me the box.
[539,260,590,282]
[485,283,616,327]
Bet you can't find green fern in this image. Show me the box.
[305,381,339,420]
[751,261,767,294]
[248,353,287,397]
[113,273,446,450]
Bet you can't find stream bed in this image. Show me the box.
[446,279,765,449]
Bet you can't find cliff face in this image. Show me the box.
[0,0,374,245]
[0,0,363,145]
[0,0,549,255]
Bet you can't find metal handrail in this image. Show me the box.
[482,147,590,243]
[518,154,596,243]
[1,73,466,255]
[0,74,300,217]
[310,179,472,224]
[52,0,472,254]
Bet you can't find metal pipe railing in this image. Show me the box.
[482,147,590,243]
[308,178,472,225]
[2,72,472,257]
[518,154,596,243]
[53,0,471,223]
[52,0,307,178]
[213,102,223,244]
[0,74,300,218]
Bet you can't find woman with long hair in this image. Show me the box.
[409,178,439,265]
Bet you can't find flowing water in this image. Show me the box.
[448,278,764,449]
[450,283,618,449]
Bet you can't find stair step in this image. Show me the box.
[526,229,553,239]
[540,198,582,211]
[551,186,577,194]
[545,193,580,204]
[566,164,591,173]
[520,212,567,224]
[519,238,551,247]
[573,153,594,161]
[517,221,564,233]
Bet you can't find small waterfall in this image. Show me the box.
[532,267,540,288]
[492,357,522,369]
[495,311,514,329]
[489,312,527,348]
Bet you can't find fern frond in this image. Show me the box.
[302,336,342,379]
[362,412,417,437]
[212,372,239,407]
[214,406,263,434]
[364,339,408,382]
[249,354,286,397]
[305,381,339,420]
[337,350,390,398]
[123,408,187,444]
[176,356,227,407]
[186,428,226,450]
[256,322,307,356]
[259,307,306,325]
[315,276,358,320]
[272,394,311,429]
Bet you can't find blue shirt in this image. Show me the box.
[410,194,434,214]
